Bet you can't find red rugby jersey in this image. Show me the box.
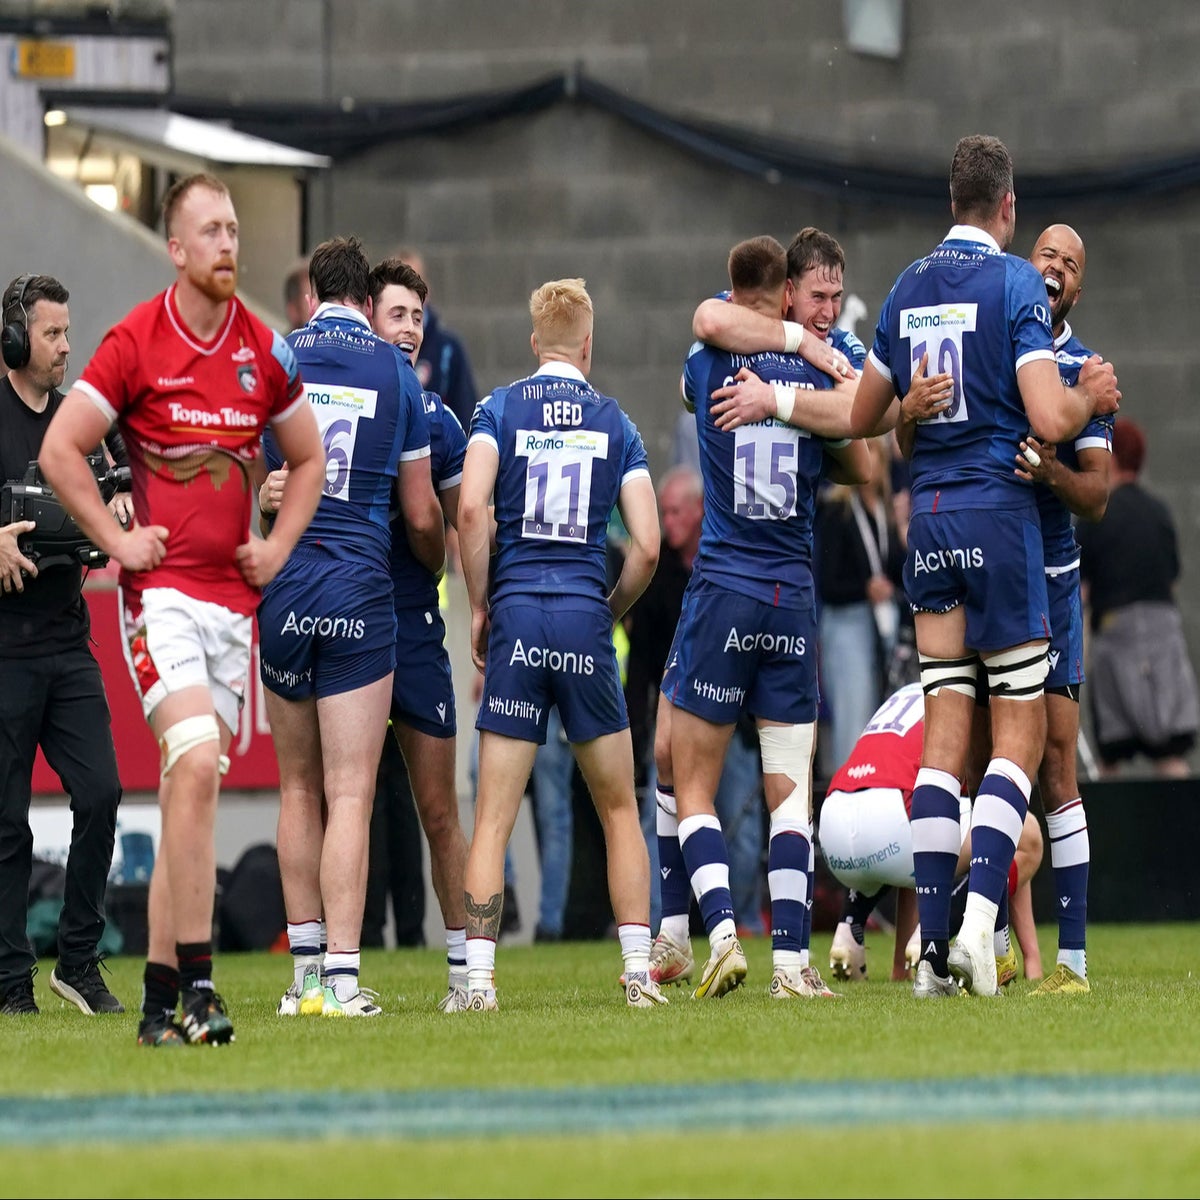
[826,683,925,816]
[76,285,305,614]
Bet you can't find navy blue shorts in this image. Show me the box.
[391,603,456,738]
[1045,564,1084,690]
[258,548,396,701]
[904,507,1049,653]
[660,575,818,725]
[476,596,627,745]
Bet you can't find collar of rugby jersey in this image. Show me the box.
[944,224,1002,253]
[533,361,588,385]
[1053,321,1075,352]
[310,301,371,328]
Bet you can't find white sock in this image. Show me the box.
[994,926,1011,957]
[774,949,803,973]
[1058,948,1087,978]
[618,923,651,980]
[287,920,322,988]
[709,917,737,951]
[659,914,690,946]
[323,950,360,1002]
[446,927,467,987]
[961,893,999,944]
[466,937,496,992]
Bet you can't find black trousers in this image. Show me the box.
[0,645,122,985]
[362,731,425,948]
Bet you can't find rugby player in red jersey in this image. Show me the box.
[40,173,326,1047]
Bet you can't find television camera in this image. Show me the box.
[0,454,132,572]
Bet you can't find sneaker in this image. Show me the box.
[298,964,325,1016]
[768,965,842,1000]
[800,964,841,998]
[995,945,1019,988]
[278,961,322,1017]
[322,985,382,1017]
[0,971,38,1015]
[649,930,694,987]
[768,966,809,1000]
[438,984,469,1013]
[136,1010,187,1047]
[181,988,236,1044]
[829,923,867,981]
[466,988,498,1011]
[1030,963,1091,996]
[948,926,1000,997]
[912,960,960,999]
[625,975,668,1008]
[692,934,747,1000]
[50,958,124,1015]
[904,924,922,972]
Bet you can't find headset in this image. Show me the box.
[1,274,35,371]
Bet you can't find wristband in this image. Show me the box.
[782,320,805,354]
[773,383,796,423]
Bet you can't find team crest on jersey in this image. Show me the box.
[237,363,258,393]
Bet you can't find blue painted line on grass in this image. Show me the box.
[2,1075,1198,1144]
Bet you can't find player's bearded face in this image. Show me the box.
[171,186,240,303]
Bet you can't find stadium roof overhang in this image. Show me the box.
[49,105,331,174]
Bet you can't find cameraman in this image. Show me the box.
[0,274,124,1016]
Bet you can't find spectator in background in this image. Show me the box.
[1077,419,1198,777]
[282,258,311,332]
[816,437,906,776]
[395,248,479,432]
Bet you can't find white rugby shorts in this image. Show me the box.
[820,787,971,892]
[119,585,251,735]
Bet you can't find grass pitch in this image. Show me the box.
[3,923,1199,1197]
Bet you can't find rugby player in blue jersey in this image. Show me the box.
[366,256,473,1010]
[257,237,444,1017]
[849,135,1120,998]
[662,236,870,1001]
[647,228,866,998]
[901,223,1111,995]
[458,278,664,1010]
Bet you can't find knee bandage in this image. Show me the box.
[919,653,979,699]
[758,723,815,824]
[984,644,1049,700]
[159,714,221,777]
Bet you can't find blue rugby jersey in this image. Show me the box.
[389,390,465,608]
[1035,322,1114,567]
[868,225,1056,514]
[468,362,648,604]
[683,341,837,609]
[263,303,430,573]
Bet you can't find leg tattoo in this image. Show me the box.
[465,891,503,941]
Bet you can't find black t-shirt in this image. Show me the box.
[0,376,89,656]
[1076,480,1180,630]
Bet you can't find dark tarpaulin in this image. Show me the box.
[61,69,1200,208]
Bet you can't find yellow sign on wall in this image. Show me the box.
[13,40,76,79]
